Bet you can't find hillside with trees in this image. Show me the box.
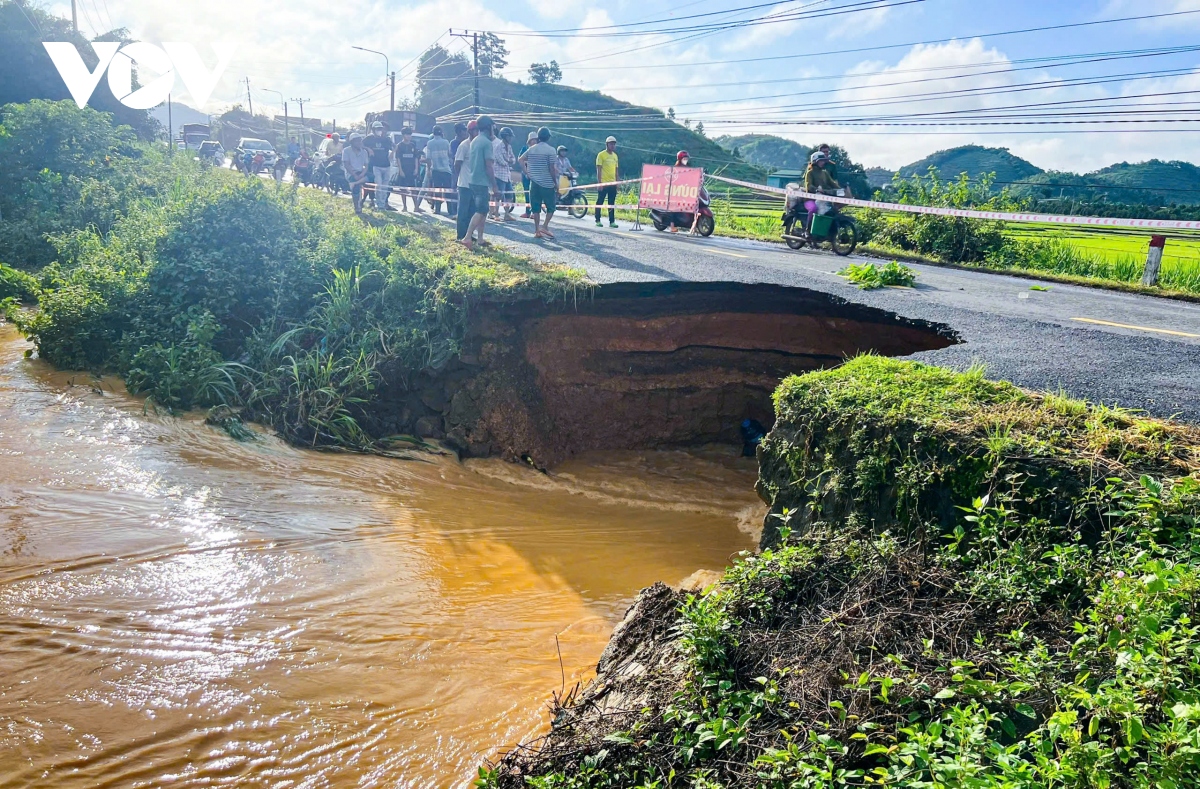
[897,145,1043,184]
[1012,160,1200,206]
[714,133,813,171]
[415,45,764,184]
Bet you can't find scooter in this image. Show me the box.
[321,155,348,196]
[781,189,858,256]
[649,191,715,236]
[556,174,590,219]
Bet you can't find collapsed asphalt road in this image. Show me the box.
[420,210,1200,422]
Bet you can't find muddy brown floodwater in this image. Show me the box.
[0,324,761,788]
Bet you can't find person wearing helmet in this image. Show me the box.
[342,132,371,215]
[393,126,421,213]
[555,145,577,183]
[365,120,392,210]
[676,150,690,167]
[804,150,841,232]
[595,135,620,227]
[491,127,518,221]
[319,132,343,162]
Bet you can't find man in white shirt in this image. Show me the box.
[453,120,478,242]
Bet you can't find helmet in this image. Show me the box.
[499,126,513,138]
[676,150,690,164]
[331,133,341,141]
[349,132,364,142]
[810,151,828,164]
[371,121,384,130]
[605,136,617,144]
[466,119,478,132]
[556,145,568,154]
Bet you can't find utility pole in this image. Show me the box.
[352,46,392,111]
[243,77,253,116]
[449,30,481,115]
[292,98,309,151]
[167,94,173,155]
[71,0,77,32]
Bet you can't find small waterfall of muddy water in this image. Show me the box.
[0,323,761,788]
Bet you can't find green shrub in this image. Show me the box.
[837,260,916,289]
[0,261,39,301]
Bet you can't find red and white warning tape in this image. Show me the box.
[705,174,1200,233]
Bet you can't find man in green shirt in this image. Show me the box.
[461,115,499,252]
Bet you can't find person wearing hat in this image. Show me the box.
[365,120,393,210]
[519,131,538,218]
[595,136,620,227]
[491,127,518,222]
[461,115,500,251]
[454,119,480,241]
[393,126,421,213]
[342,133,372,215]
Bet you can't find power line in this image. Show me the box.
[545,7,1200,69]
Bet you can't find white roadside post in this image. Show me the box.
[1142,235,1166,287]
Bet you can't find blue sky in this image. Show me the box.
[43,0,1200,171]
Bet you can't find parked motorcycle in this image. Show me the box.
[781,188,857,256]
[321,155,348,196]
[649,190,714,236]
[556,174,590,219]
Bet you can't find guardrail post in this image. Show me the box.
[1142,235,1166,286]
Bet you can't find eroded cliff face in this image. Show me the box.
[368,281,958,465]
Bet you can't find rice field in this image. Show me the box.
[1003,228,1200,294]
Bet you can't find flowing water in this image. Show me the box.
[0,324,761,788]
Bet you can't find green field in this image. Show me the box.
[1002,228,1200,294]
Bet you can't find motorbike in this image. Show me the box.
[320,154,348,196]
[782,188,858,256]
[293,158,318,187]
[649,189,715,237]
[556,174,590,219]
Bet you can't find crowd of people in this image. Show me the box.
[316,117,627,250]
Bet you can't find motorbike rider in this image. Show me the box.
[555,145,577,203]
[803,150,841,232]
[670,151,710,235]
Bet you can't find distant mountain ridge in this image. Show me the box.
[897,145,1044,184]
[714,133,813,172]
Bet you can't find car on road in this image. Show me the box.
[234,138,278,170]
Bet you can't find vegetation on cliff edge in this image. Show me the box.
[485,356,1200,788]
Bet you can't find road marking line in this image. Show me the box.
[1071,317,1200,338]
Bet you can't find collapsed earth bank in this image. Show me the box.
[369,281,956,465]
[485,357,1200,788]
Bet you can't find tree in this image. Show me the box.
[415,45,470,101]
[695,121,705,137]
[528,60,562,85]
[476,33,508,77]
[0,0,155,138]
[667,107,676,121]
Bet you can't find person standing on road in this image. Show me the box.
[461,116,499,251]
[365,121,393,210]
[520,131,537,218]
[422,126,453,215]
[342,133,371,215]
[492,127,518,222]
[448,123,469,218]
[519,126,559,240]
[393,127,421,213]
[454,120,479,241]
[595,136,620,228]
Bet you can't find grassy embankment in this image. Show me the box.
[0,99,584,450]
[485,356,1200,788]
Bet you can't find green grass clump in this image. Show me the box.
[2,100,585,448]
[485,358,1200,789]
[837,261,917,289]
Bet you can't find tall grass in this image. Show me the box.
[997,239,1200,294]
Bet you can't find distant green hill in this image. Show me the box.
[865,167,895,189]
[714,133,812,172]
[418,71,764,184]
[898,145,1043,184]
[1013,160,1200,206]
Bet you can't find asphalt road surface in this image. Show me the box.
[421,209,1200,422]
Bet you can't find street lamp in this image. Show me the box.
[261,88,290,148]
[352,45,394,112]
